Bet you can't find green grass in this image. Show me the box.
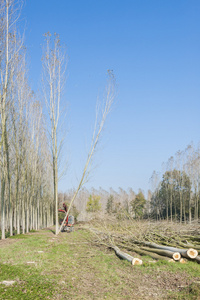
[0,264,56,299]
[0,227,199,299]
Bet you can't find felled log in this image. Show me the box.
[194,255,200,264]
[179,258,187,264]
[141,242,198,259]
[118,244,175,262]
[112,246,142,265]
[140,246,181,261]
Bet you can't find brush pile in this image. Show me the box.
[86,219,200,265]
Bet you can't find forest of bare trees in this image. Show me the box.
[59,141,200,224]
[57,187,146,222]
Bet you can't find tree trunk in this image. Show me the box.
[1,179,6,239]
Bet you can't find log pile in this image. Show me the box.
[88,220,200,265]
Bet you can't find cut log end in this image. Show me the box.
[132,258,143,265]
[187,248,198,259]
[172,252,181,261]
[180,258,187,264]
[168,259,175,263]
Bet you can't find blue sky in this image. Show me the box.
[21,0,200,195]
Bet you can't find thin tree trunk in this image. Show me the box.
[189,191,192,224]
[1,179,6,239]
[180,192,182,223]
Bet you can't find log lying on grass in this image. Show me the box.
[120,245,176,262]
[141,242,198,259]
[194,255,200,264]
[112,246,142,265]
[140,246,181,261]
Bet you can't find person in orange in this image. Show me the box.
[58,203,68,226]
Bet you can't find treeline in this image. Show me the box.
[0,0,54,239]
[58,187,147,221]
[150,143,200,223]
[60,141,200,224]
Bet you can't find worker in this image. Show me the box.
[58,203,68,226]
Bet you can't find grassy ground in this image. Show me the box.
[0,223,200,299]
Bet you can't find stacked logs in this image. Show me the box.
[89,225,199,266]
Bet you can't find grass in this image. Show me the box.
[0,264,56,299]
[0,224,199,299]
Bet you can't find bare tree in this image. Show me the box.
[58,70,115,234]
[42,32,67,235]
[185,144,194,224]
[149,170,161,221]
[0,0,23,239]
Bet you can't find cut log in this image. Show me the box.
[179,258,187,264]
[141,242,198,259]
[194,255,200,264]
[112,246,142,265]
[140,246,181,261]
[119,244,174,262]
[132,258,143,266]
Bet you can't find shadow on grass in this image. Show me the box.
[45,227,56,235]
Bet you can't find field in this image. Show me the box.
[0,220,200,299]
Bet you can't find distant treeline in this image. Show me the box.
[60,143,200,224]
[150,143,200,223]
[58,187,147,221]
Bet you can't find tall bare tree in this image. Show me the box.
[0,0,23,238]
[42,32,67,235]
[58,70,115,234]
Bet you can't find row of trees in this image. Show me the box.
[0,0,116,239]
[150,143,200,222]
[0,0,58,239]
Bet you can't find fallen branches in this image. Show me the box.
[86,220,200,266]
[89,227,143,266]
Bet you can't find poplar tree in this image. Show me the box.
[42,32,67,235]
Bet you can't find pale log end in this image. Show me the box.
[132,258,143,265]
[180,258,187,264]
[187,248,198,259]
[173,252,181,261]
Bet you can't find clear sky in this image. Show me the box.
[21,0,200,195]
